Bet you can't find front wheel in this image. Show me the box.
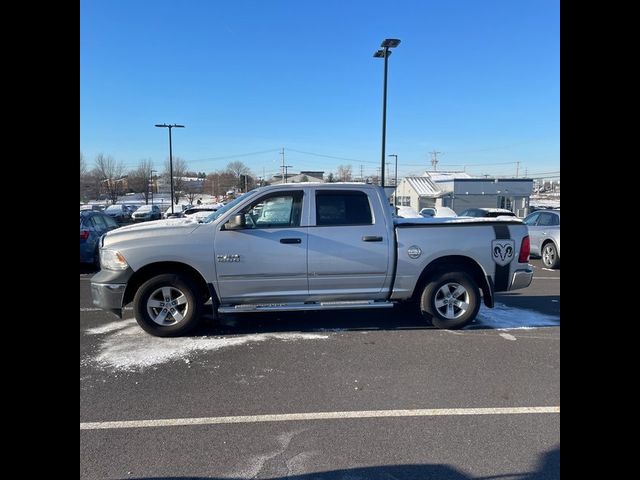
[133,274,203,337]
[542,242,560,269]
[420,272,480,329]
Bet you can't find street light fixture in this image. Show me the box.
[154,123,185,214]
[374,38,401,187]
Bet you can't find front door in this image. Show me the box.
[214,190,308,303]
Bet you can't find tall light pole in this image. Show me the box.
[373,38,401,187]
[155,123,185,214]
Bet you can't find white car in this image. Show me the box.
[419,207,457,218]
[183,204,223,222]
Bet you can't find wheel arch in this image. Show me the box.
[123,262,211,308]
[541,238,559,255]
[412,255,494,308]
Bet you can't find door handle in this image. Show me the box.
[362,235,383,242]
[280,238,302,244]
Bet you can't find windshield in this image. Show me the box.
[200,192,253,223]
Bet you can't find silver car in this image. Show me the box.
[523,209,560,268]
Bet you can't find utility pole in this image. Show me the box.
[283,165,292,183]
[360,165,364,182]
[516,161,520,178]
[280,147,292,184]
[388,154,398,186]
[430,151,442,171]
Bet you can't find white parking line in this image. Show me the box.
[80,307,132,311]
[81,406,559,430]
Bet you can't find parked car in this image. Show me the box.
[419,206,457,218]
[458,208,516,218]
[131,204,162,222]
[80,211,120,266]
[80,204,106,212]
[523,209,560,268]
[183,204,223,222]
[163,204,191,219]
[123,204,139,217]
[104,204,132,223]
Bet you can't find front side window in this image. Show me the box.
[316,191,373,226]
[239,191,303,228]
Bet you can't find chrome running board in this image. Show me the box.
[217,300,393,313]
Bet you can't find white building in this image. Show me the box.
[394,171,533,217]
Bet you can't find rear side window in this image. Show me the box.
[316,191,373,226]
[91,215,107,228]
[538,212,559,226]
[523,213,540,226]
[102,215,119,228]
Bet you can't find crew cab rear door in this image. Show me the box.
[307,188,392,299]
[214,189,308,303]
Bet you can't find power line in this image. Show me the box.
[287,148,378,165]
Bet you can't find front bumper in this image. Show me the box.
[90,267,134,318]
[510,265,534,290]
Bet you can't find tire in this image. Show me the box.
[92,244,101,270]
[541,242,560,269]
[420,272,481,329]
[133,273,203,337]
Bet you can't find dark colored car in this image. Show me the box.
[458,207,516,218]
[104,204,132,223]
[131,204,162,222]
[80,211,120,266]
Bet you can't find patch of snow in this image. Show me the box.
[86,319,329,371]
[468,303,559,330]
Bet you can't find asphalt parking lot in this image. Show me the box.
[80,259,559,480]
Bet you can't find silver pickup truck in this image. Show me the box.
[91,183,533,336]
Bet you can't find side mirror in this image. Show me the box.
[225,214,246,230]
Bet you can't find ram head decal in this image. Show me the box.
[491,239,516,267]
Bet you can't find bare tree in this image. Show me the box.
[127,159,154,204]
[337,165,353,182]
[183,180,203,205]
[225,161,253,190]
[80,151,86,177]
[204,171,237,197]
[226,161,251,178]
[164,157,188,204]
[94,154,126,204]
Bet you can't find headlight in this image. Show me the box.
[100,249,129,270]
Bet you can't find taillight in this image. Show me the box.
[80,230,90,240]
[518,235,530,263]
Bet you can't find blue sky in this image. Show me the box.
[80,0,559,180]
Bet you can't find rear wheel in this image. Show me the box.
[420,272,480,329]
[92,244,101,269]
[542,242,559,269]
[133,273,203,337]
